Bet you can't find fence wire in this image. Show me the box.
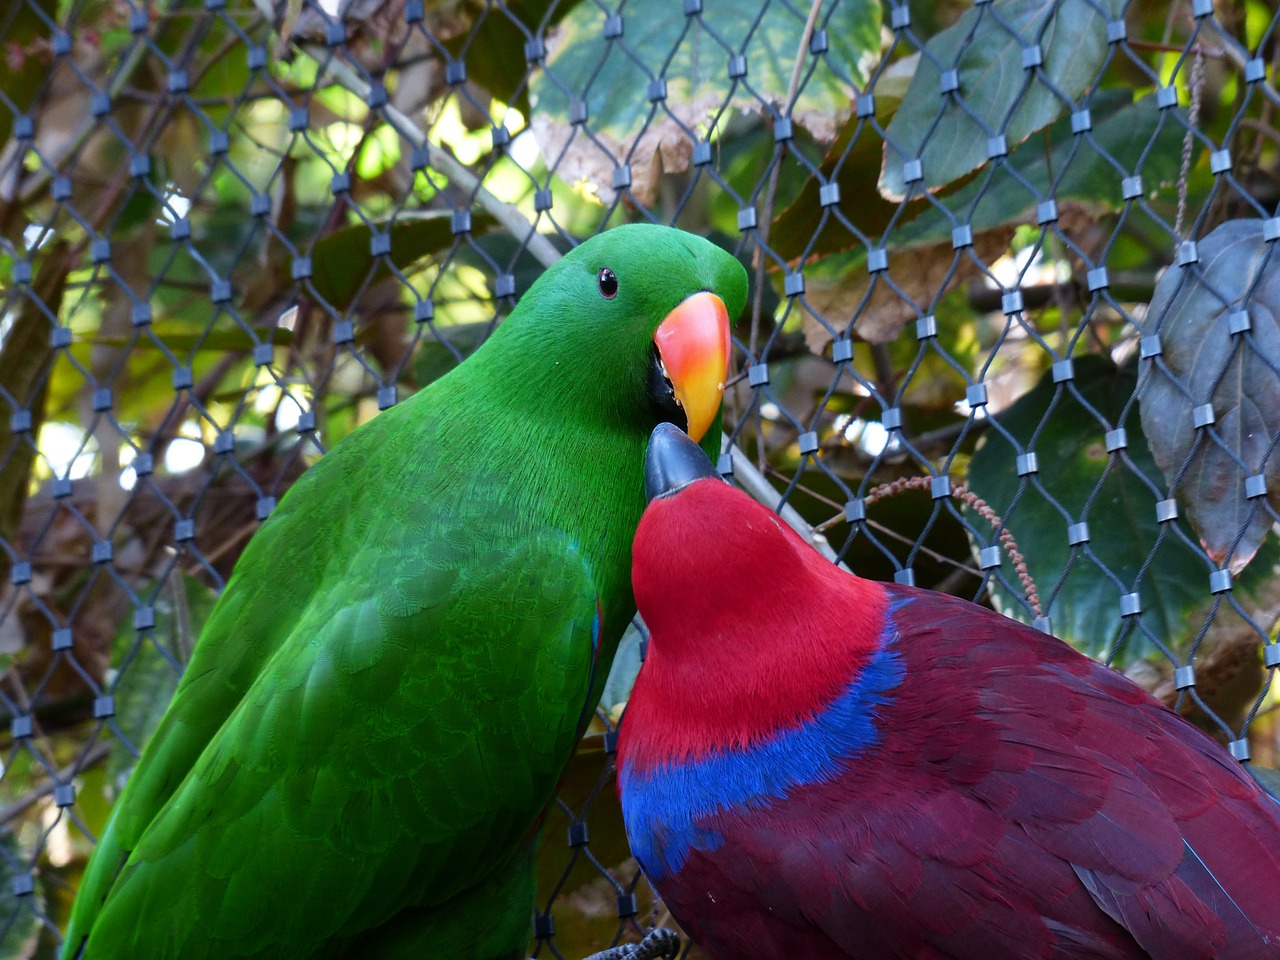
[2,0,1280,956]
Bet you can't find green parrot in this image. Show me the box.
[63,224,748,959]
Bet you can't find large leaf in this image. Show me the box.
[530,0,881,204]
[794,92,1183,350]
[968,356,1227,664]
[1138,218,1280,573]
[891,92,1185,247]
[880,0,1123,199]
[770,101,902,262]
[307,211,495,312]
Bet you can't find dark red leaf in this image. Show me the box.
[1138,219,1280,573]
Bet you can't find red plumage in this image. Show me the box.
[618,475,1280,960]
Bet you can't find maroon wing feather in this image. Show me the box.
[658,585,1280,960]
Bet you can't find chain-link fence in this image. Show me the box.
[2,0,1280,956]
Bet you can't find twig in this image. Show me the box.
[817,475,1042,615]
[1175,46,1206,238]
[1125,37,1245,69]
[1239,118,1280,151]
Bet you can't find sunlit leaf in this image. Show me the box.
[880,0,1124,199]
[530,0,881,204]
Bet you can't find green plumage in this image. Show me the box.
[64,225,747,959]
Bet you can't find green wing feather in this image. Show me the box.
[67,417,601,959]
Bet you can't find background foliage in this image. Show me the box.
[3,0,1280,957]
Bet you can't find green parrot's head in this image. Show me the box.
[498,224,748,444]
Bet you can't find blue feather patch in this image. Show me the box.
[621,608,907,880]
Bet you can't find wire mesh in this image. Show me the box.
[1,0,1279,956]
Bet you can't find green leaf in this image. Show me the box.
[1137,218,1280,573]
[967,356,1212,665]
[530,0,880,203]
[770,107,901,261]
[307,212,494,312]
[880,0,1123,199]
[441,0,574,111]
[78,323,294,356]
[891,92,1185,248]
[787,92,1184,349]
[773,88,1183,262]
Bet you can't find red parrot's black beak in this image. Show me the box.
[645,423,722,502]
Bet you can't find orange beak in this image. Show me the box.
[653,292,731,444]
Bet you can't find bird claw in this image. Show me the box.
[579,927,682,960]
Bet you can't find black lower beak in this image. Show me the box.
[646,346,688,435]
[645,423,720,502]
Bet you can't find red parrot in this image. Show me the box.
[615,423,1280,960]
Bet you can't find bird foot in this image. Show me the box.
[578,927,682,960]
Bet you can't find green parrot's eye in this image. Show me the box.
[598,268,618,299]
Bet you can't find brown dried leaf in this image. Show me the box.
[802,229,1014,351]
[529,91,721,206]
[1126,570,1280,739]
